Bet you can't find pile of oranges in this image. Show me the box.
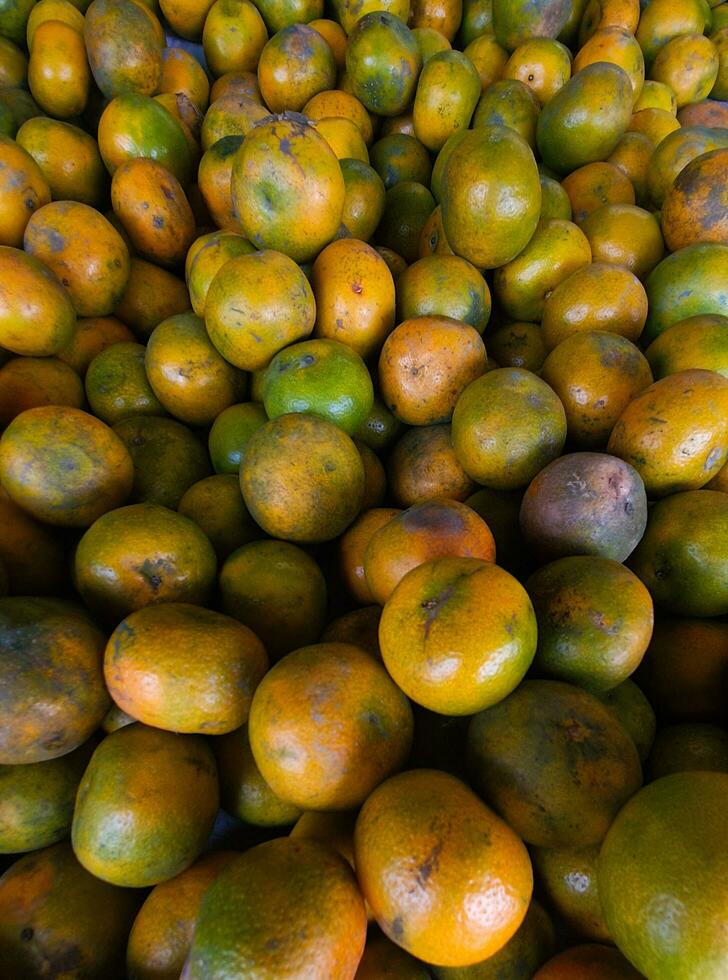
[1,0,728,975]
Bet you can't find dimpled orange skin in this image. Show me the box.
[339,507,402,604]
[561,162,635,225]
[0,597,109,765]
[607,369,728,497]
[468,680,643,848]
[145,312,245,426]
[0,406,134,527]
[73,502,217,622]
[0,356,84,425]
[451,368,567,490]
[0,136,51,248]
[258,24,335,114]
[56,316,135,377]
[379,557,536,715]
[240,413,365,544]
[114,257,191,340]
[355,769,533,968]
[72,723,219,888]
[104,603,268,735]
[28,19,90,119]
[364,499,496,606]
[127,851,234,980]
[231,115,345,263]
[248,642,413,810]
[540,330,654,447]
[387,424,476,507]
[23,201,130,318]
[312,239,395,359]
[541,263,648,351]
[533,944,643,979]
[111,158,195,268]
[0,842,142,980]
[661,147,728,251]
[204,249,315,371]
[379,317,488,426]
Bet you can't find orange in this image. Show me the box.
[0,134,51,247]
[187,232,255,317]
[314,116,369,162]
[598,679,656,763]
[627,106,680,145]
[126,851,233,980]
[364,499,495,605]
[573,26,645,104]
[607,369,728,497]
[0,597,108,765]
[308,19,347,69]
[104,603,267,735]
[379,316,487,425]
[396,254,491,333]
[370,133,432,190]
[643,243,728,344]
[72,723,218,887]
[207,401,267,474]
[15,116,108,209]
[204,249,315,371]
[561,161,635,225]
[0,405,133,527]
[387,423,476,507]
[533,944,642,979]
[200,93,268,151]
[661,147,728,251]
[650,34,718,108]
[202,0,267,78]
[463,34,508,92]
[354,769,533,968]
[56,315,134,377]
[73,502,217,622]
[645,314,728,381]
[647,126,728,211]
[257,23,335,113]
[526,556,653,693]
[322,606,382,660]
[290,810,357,870]
[214,723,302,826]
[248,642,413,809]
[357,934,430,978]
[340,158,387,241]
[486,321,547,372]
[599,772,728,978]
[503,37,572,105]
[441,125,541,269]
[540,330,653,447]
[580,203,664,280]
[607,131,654,205]
[380,557,536,714]
[451,368,567,489]
[472,78,540,148]
[467,679,642,847]
[345,12,421,117]
[0,355,83,425]
[541,262,647,350]
[27,19,90,119]
[0,487,66,596]
[634,0,710,65]
[633,78,676,114]
[114,256,190,340]
[177,474,260,562]
[209,69,262,103]
[85,341,165,425]
[339,507,402,604]
[0,842,141,978]
[184,838,367,979]
[413,50,481,152]
[531,846,611,942]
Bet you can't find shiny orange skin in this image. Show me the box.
[633,79,677,115]
[364,499,495,606]
[127,851,234,980]
[258,23,335,113]
[105,603,267,735]
[202,0,267,78]
[57,315,135,376]
[580,203,664,280]
[574,26,645,104]
[304,89,374,144]
[160,0,215,40]
[197,137,245,232]
[627,106,680,145]
[492,218,592,324]
[219,539,327,662]
[214,722,302,826]
[200,93,269,151]
[541,331,653,447]
[607,131,654,206]
[0,842,142,979]
[413,50,481,152]
[397,254,490,333]
[73,502,217,622]
[0,247,76,357]
[84,0,163,99]
[27,19,90,119]
[241,413,365,543]
[72,723,219,887]
[232,115,345,263]
[15,116,107,208]
[463,34,508,92]
[661,148,728,251]
[541,262,648,351]
[607,369,728,497]
[184,838,367,980]
[145,312,245,425]
[531,846,611,942]
[25,1,85,50]
[314,116,369,162]
[644,314,728,381]
[451,368,567,490]
[24,201,130,317]
[178,474,260,562]
[579,0,640,46]
[387,423,476,507]
[0,406,134,527]
[249,642,413,810]
[467,679,643,847]
[650,33,718,109]
[379,316,487,425]
[312,238,395,358]
[0,355,83,425]
[159,46,210,110]
[0,487,66,595]
[339,507,402,604]
[0,137,51,247]
[534,944,642,979]
[355,769,533,968]
[205,249,315,370]
[503,37,572,105]
[340,158,387,242]
[187,232,254,316]
[114,257,191,339]
[561,161,635,224]
[0,597,109,764]
[381,557,537,715]
[411,0,461,41]
[111,158,195,268]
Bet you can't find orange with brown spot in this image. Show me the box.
[661,147,728,251]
